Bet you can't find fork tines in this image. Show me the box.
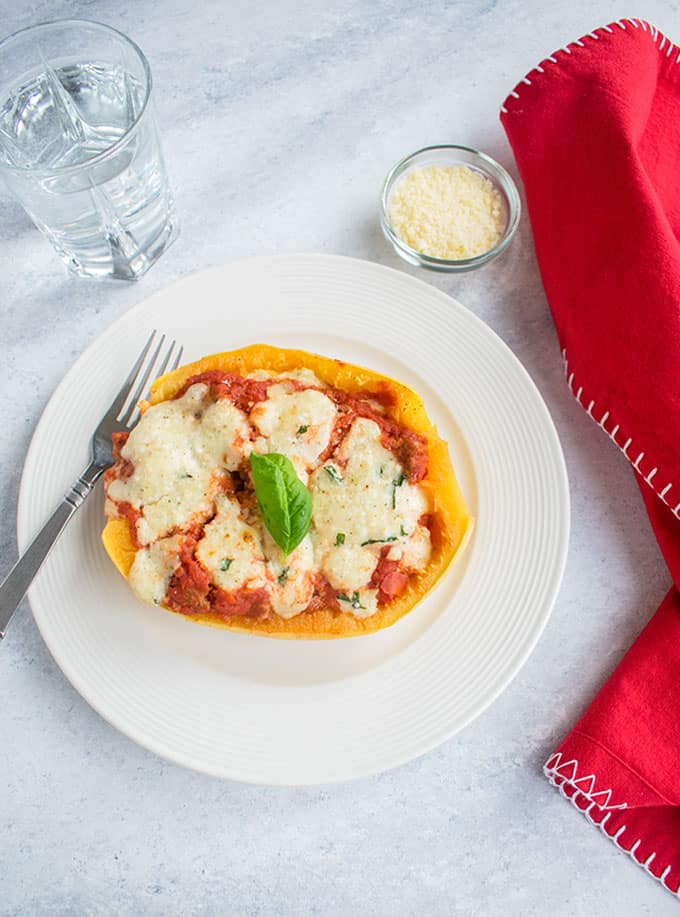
[115,330,184,429]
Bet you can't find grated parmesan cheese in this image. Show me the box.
[389,164,504,260]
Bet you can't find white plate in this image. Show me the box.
[19,255,569,785]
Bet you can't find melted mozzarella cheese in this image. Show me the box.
[198,400,253,469]
[336,588,379,619]
[249,388,336,472]
[321,544,377,592]
[262,530,315,619]
[246,369,323,387]
[310,419,399,550]
[280,368,324,387]
[247,370,275,381]
[196,494,267,591]
[308,418,430,611]
[108,384,250,545]
[128,534,182,606]
[388,523,432,571]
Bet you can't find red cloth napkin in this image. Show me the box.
[501,18,680,898]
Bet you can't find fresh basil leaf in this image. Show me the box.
[296,425,309,436]
[335,532,346,546]
[249,452,312,555]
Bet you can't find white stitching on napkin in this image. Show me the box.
[562,350,679,517]
[545,753,626,810]
[500,18,680,115]
[544,752,679,896]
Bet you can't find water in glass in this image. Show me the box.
[0,22,176,280]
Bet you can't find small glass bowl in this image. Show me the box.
[380,144,521,272]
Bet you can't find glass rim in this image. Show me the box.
[0,18,153,178]
[380,144,521,271]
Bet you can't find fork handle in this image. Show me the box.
[0,462,104,639]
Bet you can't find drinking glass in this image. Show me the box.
[0,19,177,280]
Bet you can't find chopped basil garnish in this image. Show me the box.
[379,465,385,477]
[250,452,312,555]
[277,566,289,586]
[400,525,408,537]
[296,425,309,436]
[391,473,406,509]
[153,597,160,605]
[336,591,366,610]
[335,533,346,546]
[325,465,343,484]
[220,557,233,571]
[181,472,193,479]
[361,536,398,546]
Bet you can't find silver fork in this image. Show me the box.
[0,330,183,639]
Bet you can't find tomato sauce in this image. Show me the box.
[176,371,276,413]
[370,548,410,602]
[210,585,270,619]
[306,575,341,613]
[105,431,134,484]
[165,536,212,613]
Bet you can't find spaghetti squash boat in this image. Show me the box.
[102,344,472,638]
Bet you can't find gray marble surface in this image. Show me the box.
[2,1,678,914]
